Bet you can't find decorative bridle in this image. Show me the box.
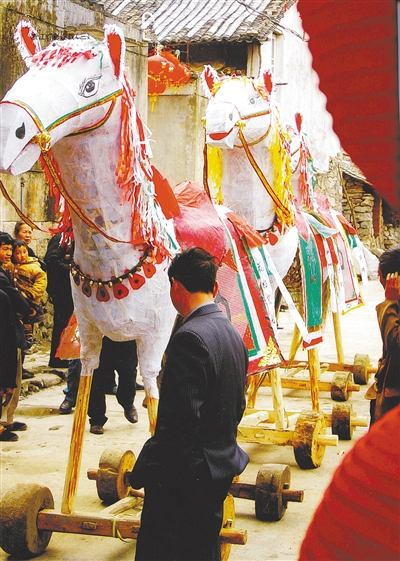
[0,89,164,300]
[238,123,293,224]
[0,90,130,245]
[204,101,294,226]
[235,108,272,147]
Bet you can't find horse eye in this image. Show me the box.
[79,75,101,98]
[85,80,96,94]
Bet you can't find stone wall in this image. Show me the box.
[341,183,375,246]
[341,174,400,251]
[314,155,343,212]
[382,223,400,249]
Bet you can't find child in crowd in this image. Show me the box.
[14,221,46,271]
[6,239,47,347]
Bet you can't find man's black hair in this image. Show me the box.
[0,232,14,246]
[168,247,218,293]
[379,246,400,278]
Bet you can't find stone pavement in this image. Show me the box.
[21,345,66,401]
[0,278,385,561]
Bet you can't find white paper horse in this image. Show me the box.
[202,65,299,284]
[287,112,316,211]
[201,66,367,350]
[0,22,182,434]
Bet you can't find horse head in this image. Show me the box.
[201,65,294,233]
[201,65,274,149]
[0,21,126,176]
[0,21,167,254]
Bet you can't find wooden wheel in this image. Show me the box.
[0,483,54,558]
[331,403,353,440]
[293,410,326,469]
[221,493,235,561]
[331,371,352,401]
[353,353,370,384]
[255,464,291,521]
[96,448,136,504]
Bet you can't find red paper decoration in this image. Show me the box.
[148,53,175,82]
[148,48,191,108]
[96,284,110,302]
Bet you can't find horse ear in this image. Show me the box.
[295,112,303,133]
[14,20,41,67]
[261,69,273,100]
[201,65,219,98]
[104,25,125,80]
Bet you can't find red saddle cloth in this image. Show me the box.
[172,179,226,264]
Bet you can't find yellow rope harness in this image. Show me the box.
[238,126,293,223]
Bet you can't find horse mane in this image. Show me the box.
[31,41,96,69]
[116,75,172,254]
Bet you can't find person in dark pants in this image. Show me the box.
[44,233,74,369]
[127,247,249,561]
[88,337,139,434]
[45,235,141,416]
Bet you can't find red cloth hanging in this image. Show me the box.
[298,0,399,213]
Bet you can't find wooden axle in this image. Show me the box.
[238,410,338,469]
[231,464,304,521]
[238,413,338,447]
[230,481,303,504]
[279,353,376,383]
[86,448,246,559]
[36,510,246,544]
[262,376,360,393]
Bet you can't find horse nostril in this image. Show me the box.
[229,112,233,121]
[15,123,25,139]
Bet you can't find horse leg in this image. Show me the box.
[289,324,302,362]
[61,329,103,514]
[136,338,164,435]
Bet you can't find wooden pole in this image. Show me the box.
[61,374,93,514]
[269,369,286,429]
[332,311,345,364]
[307,346,321,412]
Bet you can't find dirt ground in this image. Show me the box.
[0,279,384,561]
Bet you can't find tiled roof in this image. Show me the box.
[341,153,371,185]
[96,0,296,43]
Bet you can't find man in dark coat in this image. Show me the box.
[128,247,249,561]
[0,232,31,441]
